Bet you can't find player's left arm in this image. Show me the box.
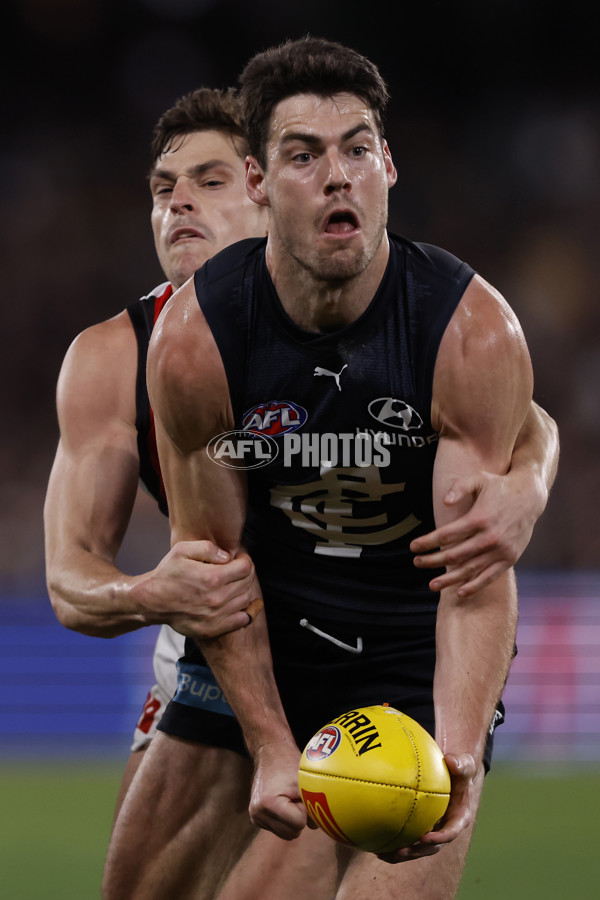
[410,399,559,596]
[396,274,533,860]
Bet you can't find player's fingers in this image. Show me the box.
[203,597,264,636]
[379,842,443,864]
[185,557,254,595]
[455,562,508,597]
[427,557,491,593]
[410,520,479,554]
[440,556,509,595]
[250,798,306,841]
[217,557,255,586]
[245,596,264,622]
[442,474,481,506]
[417,803,470,847]
[204,613,252,638]
[182,539,232,563]
[413,536,483,570]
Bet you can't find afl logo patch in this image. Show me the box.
[243,400,308,437]
[305,726,342,761]
[206,430,279,470]
[368,397,423,431]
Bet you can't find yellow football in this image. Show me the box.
[298,704,450,854]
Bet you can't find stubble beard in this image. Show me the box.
[283,219,387,287]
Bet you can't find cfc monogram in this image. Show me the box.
[270,465,421,557]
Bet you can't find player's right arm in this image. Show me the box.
[148,281,306,840]
[44,311,257,640]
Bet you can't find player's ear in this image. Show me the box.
[246,156,270,208]
[382,140,397,188]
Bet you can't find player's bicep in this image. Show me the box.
[45,430,139,562]
[148,283,245,553]
[431,275,533,530]
[431,437,486,531]
[45,323,140,561]
[154,420,246,554]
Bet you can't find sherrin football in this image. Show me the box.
[298,704,450,854]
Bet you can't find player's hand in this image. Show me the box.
[377,753,479,864]
[133,541,259,638]
[249,741,306,841]
[410,470,538,597]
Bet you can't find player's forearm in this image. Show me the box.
[510,402,559,517]
[433,571,518,765]
[46,549,150,638]
[198,606,296,757]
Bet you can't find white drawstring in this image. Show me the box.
[299,618,363,655]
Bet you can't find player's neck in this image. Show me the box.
[266,235,389,334]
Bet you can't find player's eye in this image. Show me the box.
[293,152,313,164]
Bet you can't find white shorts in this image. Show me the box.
[130,625,185,752]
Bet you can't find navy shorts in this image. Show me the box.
[158,593,503,772]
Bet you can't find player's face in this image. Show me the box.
[248,93,397,284]
[150,130,267,289]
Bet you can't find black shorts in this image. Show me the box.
[158,594,503,772]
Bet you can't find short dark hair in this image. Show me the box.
[239,36,390,169]
[150,87,248,168]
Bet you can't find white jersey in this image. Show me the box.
[131,626,185,751]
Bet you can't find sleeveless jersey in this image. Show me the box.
[126,281,173,516]
[195,233,475,621]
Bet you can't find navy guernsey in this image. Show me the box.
[195,233,475,622]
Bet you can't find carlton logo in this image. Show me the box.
[206,430,279,470]
[243,401,308,436]
[304,726,342,761]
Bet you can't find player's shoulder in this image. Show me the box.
[389,231,475,287]
[456,273,523,340]
[67,309,134,359]
[59,311,137,412]
[195,237,266,292]
[438,272,530,401]
[70,280,171,357]
[57,310,138,422]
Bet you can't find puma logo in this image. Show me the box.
[313,364,348,392]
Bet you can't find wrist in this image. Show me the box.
[246,726,297,760]
[124,574,160,627]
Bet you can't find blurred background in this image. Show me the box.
[1,1,599,897]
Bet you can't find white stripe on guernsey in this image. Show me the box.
[142,281,172,301]
[299,618,363,655]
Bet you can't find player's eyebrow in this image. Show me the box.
[150,159,237,181]
[279,124,375,150]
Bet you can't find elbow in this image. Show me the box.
[48,589,88,634]
[47,586,118,638]
[47,586,76,629]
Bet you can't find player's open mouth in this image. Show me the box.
[170,227,205,244]
[323,211,359,235]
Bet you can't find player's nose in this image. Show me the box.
[324,151,351,194]
[170,175,197,212]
